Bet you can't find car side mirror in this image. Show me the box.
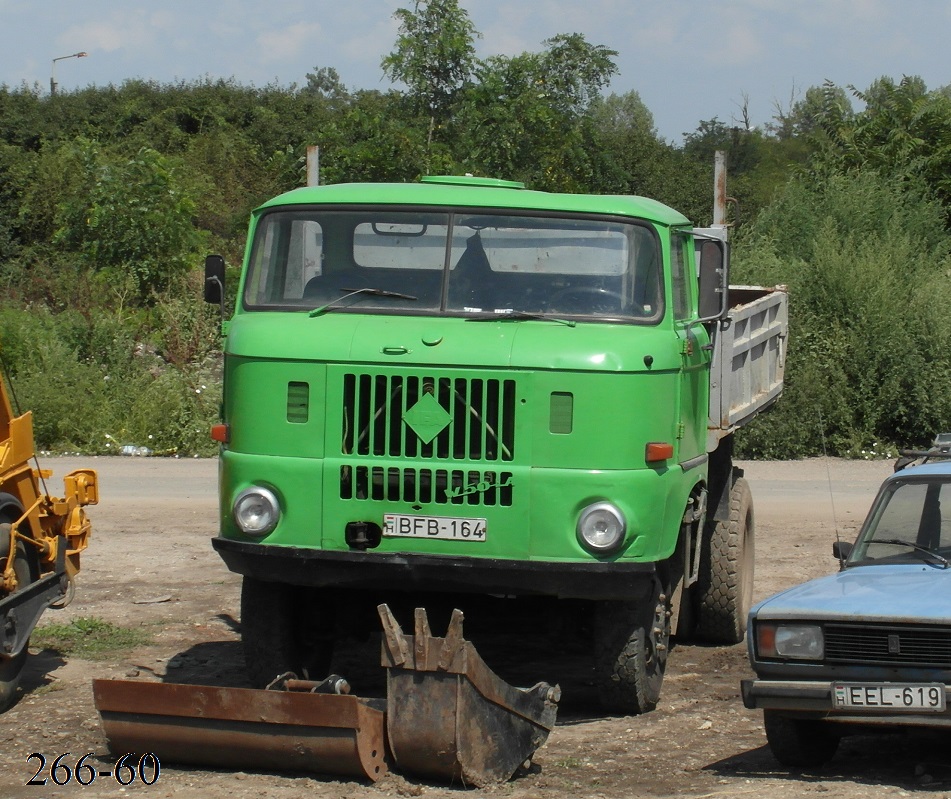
[204,254,225,315]
[832,540,852,560]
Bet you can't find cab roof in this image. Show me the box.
[257,176,692,227]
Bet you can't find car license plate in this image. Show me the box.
[383,514,486,541]
[833,683,946,712]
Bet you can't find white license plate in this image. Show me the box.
[383,514,486,541]
[833,683,946,712]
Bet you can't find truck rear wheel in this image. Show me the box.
[696,476,754,644]
[0,531,32,711]
[593,577,670,714]
[240,577,334,687]
[763,710,839,767]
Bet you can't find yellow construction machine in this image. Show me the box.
[0,375,98,710]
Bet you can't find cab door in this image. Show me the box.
[672,231,710,461]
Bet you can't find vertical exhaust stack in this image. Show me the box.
[713,150,728,230]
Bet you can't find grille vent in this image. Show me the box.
[287,381,310,423]
[341,373,516,462]
[340,466,514,506]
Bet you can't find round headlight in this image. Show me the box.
[233,486,280,536]
[577,502,626,553]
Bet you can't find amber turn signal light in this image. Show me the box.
[210,424,230,443]
[645,442,673,462]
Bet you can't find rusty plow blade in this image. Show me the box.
[92,676,388,782]
[379,604,560,787]
[91,606,558,786]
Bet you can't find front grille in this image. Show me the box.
[825,623,951,668]
[341,373,516,462]
[340,466,514,507]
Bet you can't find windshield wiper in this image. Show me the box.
[309,287,417,317]
[867,538,951,568]
[464,310,576,327]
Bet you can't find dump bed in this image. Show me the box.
[707,285,788,450]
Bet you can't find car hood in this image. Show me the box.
[751,564,951,624]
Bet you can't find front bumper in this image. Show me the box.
[213,537,656,601]
[742,678,951,728]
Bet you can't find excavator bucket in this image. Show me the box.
[92,675,388,781]
[92,605,559,786]
[379,605,560,787]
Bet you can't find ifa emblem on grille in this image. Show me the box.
[887,634,901,655]
[403,392,452,443]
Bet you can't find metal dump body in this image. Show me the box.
[707,285,788,448]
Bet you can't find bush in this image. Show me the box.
[0,293,221,456]
[734,170,951,458]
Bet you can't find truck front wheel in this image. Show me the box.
[593,576,670,714]
[240,577,335,687]
[696,476,754,644]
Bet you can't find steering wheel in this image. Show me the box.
[548,286,625,312]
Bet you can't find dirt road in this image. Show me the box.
[6,456,951,798]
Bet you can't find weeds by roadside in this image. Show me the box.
[31,617,152,659]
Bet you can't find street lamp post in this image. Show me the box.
[50,51,88,96]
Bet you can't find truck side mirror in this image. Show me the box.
[698,240,729,321]
[204,254,225,314]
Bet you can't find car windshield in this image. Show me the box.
[849,477,951,567]
[243,207,663,322]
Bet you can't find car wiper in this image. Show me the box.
[464,310,576,327]
[309,287,417,317]
[867,538,951,568]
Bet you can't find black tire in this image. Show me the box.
[763,710,840,767]
[696,476,754,643]
[593,577,670,714]
[0,528,33,712]
[240,577,335,687]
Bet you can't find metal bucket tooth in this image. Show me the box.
[379,604,560,787]
[92,678,388,782]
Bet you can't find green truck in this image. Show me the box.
[205,173,787,713]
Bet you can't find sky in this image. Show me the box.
[2,0,950,144]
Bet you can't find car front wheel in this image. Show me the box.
[763,710,839,767]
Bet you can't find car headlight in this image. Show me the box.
[756,622,824,660]
[233,486,280,536]
[577,502,626,554]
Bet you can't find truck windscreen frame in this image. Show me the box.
[243,205,665,323]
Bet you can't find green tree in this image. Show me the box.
[812,76,951,214]
[381,0,480,143]
[457,34,617,189]
[51,144,204,300]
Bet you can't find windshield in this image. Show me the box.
[849,477,951,566]
[243,207,663,321]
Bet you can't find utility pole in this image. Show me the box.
[50,51,88,96]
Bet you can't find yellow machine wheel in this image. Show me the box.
[0,526,32,711]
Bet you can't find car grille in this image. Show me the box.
[824,623,951,668]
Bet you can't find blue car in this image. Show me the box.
[742,460,951,766]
